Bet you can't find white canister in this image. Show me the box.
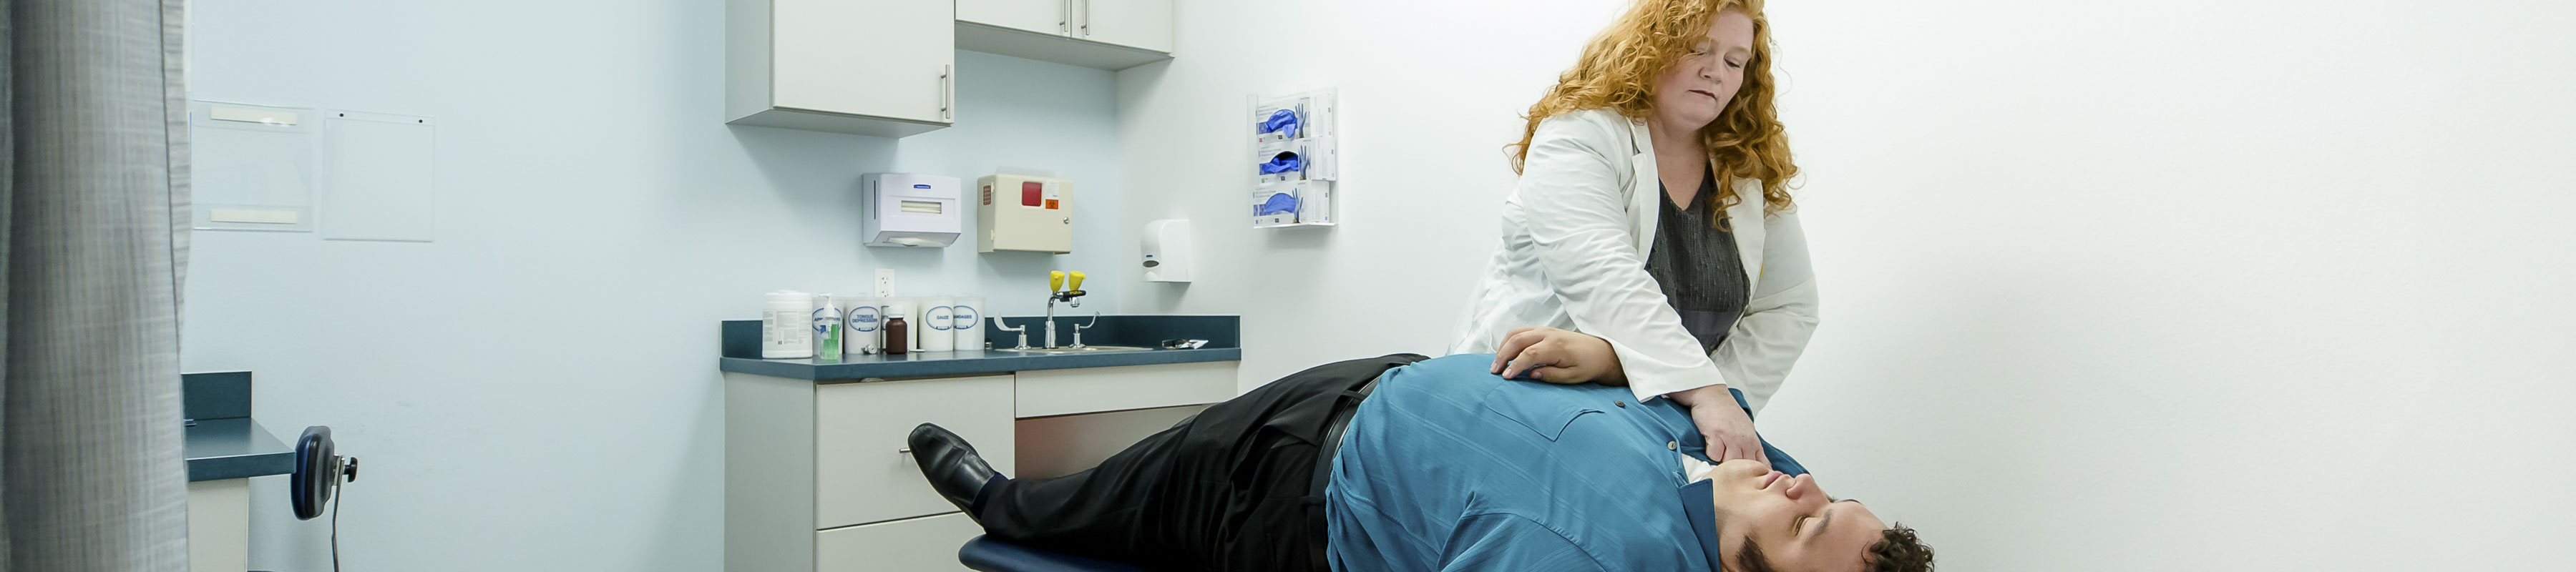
[888,299,921,352]
[950,297,986,350]
[838,296,881,355]
[922,297,957,351]
[761,290,815,359]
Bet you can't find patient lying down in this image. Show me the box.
[906,350,1934,571]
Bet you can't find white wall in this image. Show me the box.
[182,1,1125,569]
[1117,0,2576,569]
[1114,0,1624,378]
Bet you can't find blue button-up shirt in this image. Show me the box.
[1324,354,1803,571]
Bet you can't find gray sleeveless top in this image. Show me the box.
[1645,167,1751,354]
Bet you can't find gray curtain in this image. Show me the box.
[1,0,194,569]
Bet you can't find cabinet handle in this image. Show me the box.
[898,448,913,455]
[938,64,953,122]
[1080,0,1091,36]
[1060,0,1070,34]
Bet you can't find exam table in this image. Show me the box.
[959,536,1145,572]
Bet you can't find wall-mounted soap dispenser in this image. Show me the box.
[1142,219,1191,282]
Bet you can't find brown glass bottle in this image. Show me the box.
[884,312,909,355]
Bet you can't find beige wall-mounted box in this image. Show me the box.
[976,173,1074,254]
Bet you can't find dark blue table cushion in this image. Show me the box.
[959,536,1144,572]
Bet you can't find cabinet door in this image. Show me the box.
[1078,0,1172,54]
[814,375,1015,529]
[816,513,984,571]
[957,0,1067,36]
[773,0,955,124]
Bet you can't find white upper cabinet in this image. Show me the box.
[955,0,1171,70]
[728,0,955,137]
[1078,0,1174,54]
[956,0,1066,36]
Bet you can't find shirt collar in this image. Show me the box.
[1679,479,1728,571]
[1646,395,1716,465]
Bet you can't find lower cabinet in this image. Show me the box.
[725,361,1240,571]
[816,513,987,571]
[814,375,1015,529]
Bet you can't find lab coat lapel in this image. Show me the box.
[1626,119,1659,257]
[1629,117,1762,286]
[1724,178,1766,287]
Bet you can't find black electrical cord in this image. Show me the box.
[331,482,346,572]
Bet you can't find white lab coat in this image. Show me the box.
[1450,108,1818,413]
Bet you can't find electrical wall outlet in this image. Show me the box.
[874,269,895,298]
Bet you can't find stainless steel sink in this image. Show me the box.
[989,345,1156,355]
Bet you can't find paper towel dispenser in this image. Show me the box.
[862,173,962,247]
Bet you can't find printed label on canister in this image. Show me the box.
[927,305,955,331]
[764,310,797,349]
[951,305,980,330]
[847,305,882,332]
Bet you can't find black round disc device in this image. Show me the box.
[292,425,359,521]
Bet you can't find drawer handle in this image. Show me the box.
[897,448,912,455]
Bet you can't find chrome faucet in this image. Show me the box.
[1044,287,1085,349]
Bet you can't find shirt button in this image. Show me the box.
[1614,400,1626,408]
[1667,440,1678,450]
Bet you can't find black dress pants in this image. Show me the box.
[976,354,1428,572]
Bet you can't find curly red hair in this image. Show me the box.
[1510,0,1797,217]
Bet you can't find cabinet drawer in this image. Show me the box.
[1015,361,1236,418]
[816,512,985,572]
[816,375,1015,529]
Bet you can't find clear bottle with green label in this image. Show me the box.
[812,295,842,363]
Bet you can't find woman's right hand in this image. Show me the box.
[1669,384,1770,467]
[1491,327,1629,386]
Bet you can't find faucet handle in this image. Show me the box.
[992,317,1033,350]
[1070,312,1101,348]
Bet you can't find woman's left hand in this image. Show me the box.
[1491,327,1629,386]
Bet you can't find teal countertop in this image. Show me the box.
[186,418,294,482]
[720,347,1242,380]
[182,371,295,482]
[719,315,1241,381]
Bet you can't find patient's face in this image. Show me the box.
[1707,459,1885,572]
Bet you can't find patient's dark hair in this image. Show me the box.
[1865,525,1935,572]
[1730,524,1933,572]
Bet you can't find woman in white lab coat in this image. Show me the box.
[1454,0,1815,465]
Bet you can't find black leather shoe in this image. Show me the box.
[907,423,1000,523]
